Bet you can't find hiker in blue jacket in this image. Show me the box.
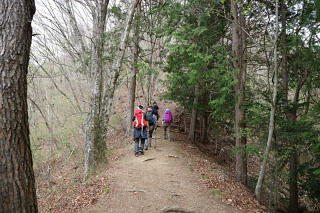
[132,105,148,157]
[162,108,173,141]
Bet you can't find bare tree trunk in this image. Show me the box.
[147,33,156,106]
[280,0,288,98]
[126,3,141,137]
[0,0,38,211]
[232,0,247,185]
[279,0,299,211]
[101,0,141,136]
[200,113,208,144]
[147,44,154,106]
[188,85,199,143]
[289,140,298,213]
[200,93,208,144]
[255,0,279,201]
[84,0,110,179]
[184,115,188,133]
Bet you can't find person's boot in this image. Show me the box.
[145,141,148,150]
[149,138,152,147]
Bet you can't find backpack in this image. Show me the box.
[133,109,148,128]
[145,109,154,124]
[164,109,172,124]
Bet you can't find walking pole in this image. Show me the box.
[154,125,157,149]
[146,130,150,150]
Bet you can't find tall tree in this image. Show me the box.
[255,0,279,202]
[0,0,38,212]
[126,2,141,137]
[279,0,300,211]
[231,0,248,185]
[188,85,199,143]
[84,0,110,178]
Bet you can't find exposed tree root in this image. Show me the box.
[161,206,204,213]
[143,158,156,162]
[167,155,180,158]
[126,189,146,193]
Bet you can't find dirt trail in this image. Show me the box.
[86,128,241,213]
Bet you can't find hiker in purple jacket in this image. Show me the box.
[162,108,173,141]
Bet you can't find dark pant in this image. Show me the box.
[146,124,155,148]
[163,123,171,141]
[134,138,145,154]
[149,124,155,137]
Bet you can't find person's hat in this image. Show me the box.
[138,105,143,109]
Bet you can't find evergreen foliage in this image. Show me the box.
[160,0,320,210]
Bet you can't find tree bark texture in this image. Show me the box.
[0,0,38,212]
[188,85,199,143]
[84,0,110,179]
[280,1,299,211]
[147,29,156,106]
[200,93,208,144]
[126,5,140,137]
[255,0,279,201]
[231,0,247,185]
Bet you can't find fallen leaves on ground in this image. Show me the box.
[37,134,131,213]
[175,132,268,213]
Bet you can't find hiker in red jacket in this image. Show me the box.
[132,105,148,157]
